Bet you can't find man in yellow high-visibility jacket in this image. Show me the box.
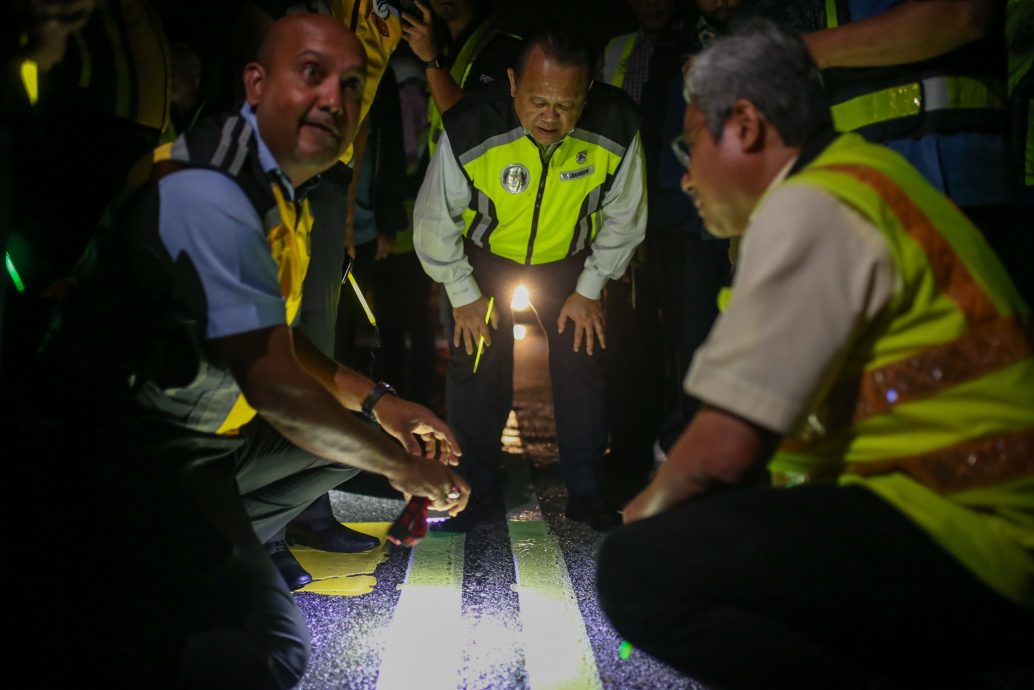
[414,24,647,530]
[599,19,1033,690]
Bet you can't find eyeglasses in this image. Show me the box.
[671,135,691,171]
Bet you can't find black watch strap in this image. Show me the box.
[362,381,397,421]
[426,57,444,70]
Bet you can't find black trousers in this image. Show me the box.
[597,484,1033,690]
[22,404,355,688]
[447,248,607,498]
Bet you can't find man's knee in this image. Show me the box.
[597,525,657,635]
[180,625,310,690]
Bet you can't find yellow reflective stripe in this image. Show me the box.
[19,60,38,105]
[831,77,1006,133]
[832,82,921,133]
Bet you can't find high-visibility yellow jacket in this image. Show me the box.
[768,133,1034,606]
[441,82,640,266]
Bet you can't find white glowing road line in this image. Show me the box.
[375,532,465,690]
[502,415,604,690]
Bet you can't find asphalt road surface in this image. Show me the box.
[292,323,703,690]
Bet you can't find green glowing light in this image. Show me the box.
[6,252,26,293]
[619,640,633,660]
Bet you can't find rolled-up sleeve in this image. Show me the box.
[576,132,648,299]
[413,132,482,308]
[685,184,896,434]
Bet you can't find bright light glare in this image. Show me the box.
[511,285,530,310]
[513,324,526,340]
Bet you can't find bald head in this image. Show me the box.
[256,13,363,71]
[244,14,366,185]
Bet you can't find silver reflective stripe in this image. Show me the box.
[457,127,526,166]
[210,117,240,168]
[468,189,494,244]
[921,76,1005,112]
[228,121,254,176]
[170,136,190,162]
[573,184,602,253]
[569,129,625,158]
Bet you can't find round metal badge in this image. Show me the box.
[576,151,588,164]
[500,163,530,194]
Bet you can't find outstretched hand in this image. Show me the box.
[557,292,605,355]
[372,394,462,466]
[386,453,471,516]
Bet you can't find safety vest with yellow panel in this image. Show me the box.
[441,81,640,266]
[822,0,1008,141]
[768,132,1034,607]
[123,113,313,435]
[600,32,637,90]
[426,17,509,158]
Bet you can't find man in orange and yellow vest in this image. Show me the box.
[599,19,1033,690]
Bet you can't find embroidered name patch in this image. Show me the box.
[559,166,595,181]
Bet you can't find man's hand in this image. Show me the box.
[372,394,462,466]
[622,477,687,524]
[385,453,471,516]
[453,296,498,355]
[557,292,605,355]
[400,0,437,63]
[623,408,778,523]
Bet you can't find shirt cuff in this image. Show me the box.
[444,275,482,308]
[685,364,798,435]
[575,268,607,301]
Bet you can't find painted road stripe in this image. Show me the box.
[503,412,604,690]
[375,531,465,690]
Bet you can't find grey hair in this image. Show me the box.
[684,19,830,146]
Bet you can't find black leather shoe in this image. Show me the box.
[565,493,621,532]
[266,539,312,591]
[286,520,380,553]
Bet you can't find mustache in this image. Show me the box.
[301,115,341,137]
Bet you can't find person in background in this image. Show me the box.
[802,0,1025,299]
[414,24,647,531]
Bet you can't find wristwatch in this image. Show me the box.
[425,56,444,70]
[362,381,398,422]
